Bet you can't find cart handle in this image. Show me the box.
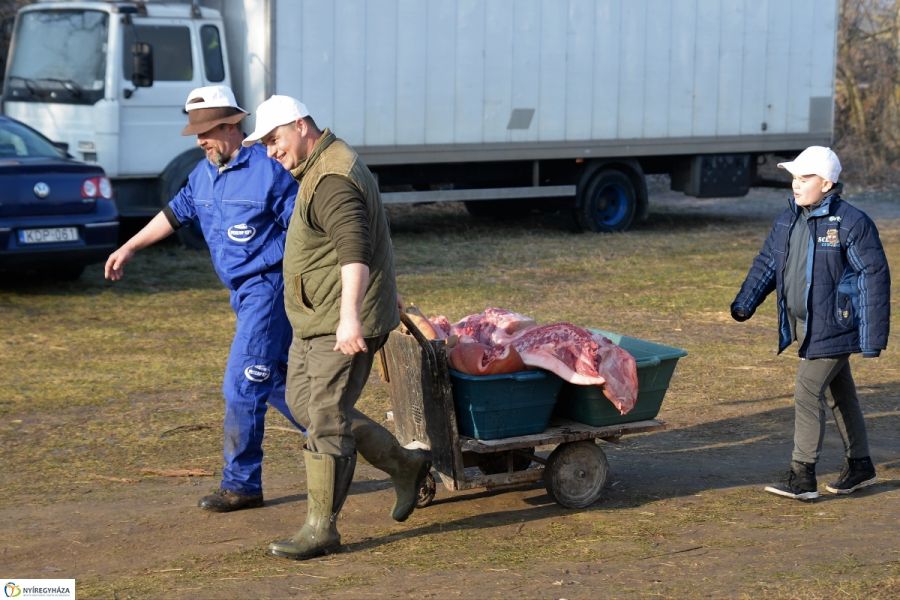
[399,311,436,351]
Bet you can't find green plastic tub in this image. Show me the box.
[449,368,563,440]
[555,329,687,426]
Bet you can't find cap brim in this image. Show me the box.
[776,161,803,176]
[181,111,247,136]
[242,116,304,147]
[241,126,275,147]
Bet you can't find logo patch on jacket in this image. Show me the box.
[818,228,840,247]
[244,365,271,382]
[228,223,256,242]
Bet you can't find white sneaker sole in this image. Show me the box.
[764,485,820,500]
[825,476,877,495]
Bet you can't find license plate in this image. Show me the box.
[18,227,79,244]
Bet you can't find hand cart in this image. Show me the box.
[378,314,686,509]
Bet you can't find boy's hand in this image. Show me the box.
[731,305,751,322]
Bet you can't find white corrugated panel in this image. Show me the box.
[692,0,721,136]
[564,0,595,141]
[264,0,836,148]
[425,0,456,144]
[591,0,620,139]
[644,0,671,138]
[537,1,567,141]
[483,0,514,142]
[763,2,791,134]
[508,0,539,143]
[396,0,427,145]
[617,0,646,138]
[716,0,745,136]
[667,1,697,138]
[455,0,486,143]
[332,0,366,142]
[786,0,815,132]
[739,0,768,135]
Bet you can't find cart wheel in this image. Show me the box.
[416,471,436,508]
[544,441,609,509]
[476,448,535,475]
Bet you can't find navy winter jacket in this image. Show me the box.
[731,191,890,359]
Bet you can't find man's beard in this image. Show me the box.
[208,149,229,168]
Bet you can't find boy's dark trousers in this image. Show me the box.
[792,354,871,464]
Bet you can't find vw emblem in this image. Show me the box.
[33,182,50,198]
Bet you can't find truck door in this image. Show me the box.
[117,18,200,178]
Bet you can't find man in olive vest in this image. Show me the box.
[242,95,431,560]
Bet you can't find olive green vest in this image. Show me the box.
[283,130,399,339]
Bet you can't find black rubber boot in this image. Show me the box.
[826,456,877,494]
[764,460,819,501]
[352,415,432,522]
[267,449,356,560]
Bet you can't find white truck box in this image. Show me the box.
[2,0,838,234]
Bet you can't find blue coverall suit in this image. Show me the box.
[164,143,302,496]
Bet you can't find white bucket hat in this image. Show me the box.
[181,85,248,136]
[242,95,310,147]
[777,146,842,183]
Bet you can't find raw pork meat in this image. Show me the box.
[448,341,526,375]
[434,308,639,414]
[589,333,639,414]
[508,323,637,414]
[450,307,536,345]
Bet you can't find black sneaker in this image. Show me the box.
[825,457,877,495]
[198,488,264,512]
[764,461,819,501]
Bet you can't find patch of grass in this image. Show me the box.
[2,195,899,597]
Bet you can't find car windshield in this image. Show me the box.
[5,9,108,105]
[0,120,66,159]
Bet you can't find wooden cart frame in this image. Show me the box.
[379,315,667,508]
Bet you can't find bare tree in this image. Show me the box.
[835,0,900,184]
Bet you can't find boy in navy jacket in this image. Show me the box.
[731,146,890,500]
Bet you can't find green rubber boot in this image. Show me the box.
[267,449,356,560]
[352,414,432,522]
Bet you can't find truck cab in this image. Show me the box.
[2,1,229,218]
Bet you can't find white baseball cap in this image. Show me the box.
[242,95,310,147]
[777,146,842,183]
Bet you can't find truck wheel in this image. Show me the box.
[576,169,636,232]
[543,441,609,508]
[159,149,206,250]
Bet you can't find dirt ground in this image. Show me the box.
[2,185,898,599]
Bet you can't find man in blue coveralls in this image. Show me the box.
[105,85,302,512]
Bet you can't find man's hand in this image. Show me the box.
[731,305,751,322]
[104,247,135,281]
[334,318,367,355]
[103,211,176,281]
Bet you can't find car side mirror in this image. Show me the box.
[131,42,154,88]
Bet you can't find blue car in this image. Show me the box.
[0,115,118,280]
